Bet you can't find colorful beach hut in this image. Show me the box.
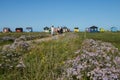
[44,26,50,32]
[26,27,33,32]
[3,27,12,33]
[15,28,23,32]
[99,28,105,32]
[85,28,90,32]
[74,27,79,32]
[111,27,118,32]
[89,26,98,32]
[62,26,69,32]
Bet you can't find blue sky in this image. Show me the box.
[0,0,120,31]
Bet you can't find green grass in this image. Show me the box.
[22,33,82,80]
[85,32,120,50]
[0,32,120,80]
[0,32,49,38]
[0,32,50,46]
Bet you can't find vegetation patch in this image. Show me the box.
[0,32,120,80]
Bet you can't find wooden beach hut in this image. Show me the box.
[111,27,118,32]
[99,28,105,32]
[85,28,90,32]
[3,27,12,33]
[74,27,79,32]
[15,28,23,32]
[26,27,33,32]
[44,26,50,32]
[89,26,98,32]
[62,26,69,32]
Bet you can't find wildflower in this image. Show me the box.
[16,62,25,68]
[60,39,120,79]
[102,76,108,80]
[0,64,2,67]
[16,58,26,68]
[74,50,80,54]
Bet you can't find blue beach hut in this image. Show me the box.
[89,26,98,32]
[111,27,118,32]
[26,27,33,32]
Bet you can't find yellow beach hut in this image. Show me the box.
[99,28,105,32]
[74,27,79,32]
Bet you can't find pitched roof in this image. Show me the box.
[26,27,32,29]
[90,26,98,28]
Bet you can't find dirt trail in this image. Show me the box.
[27,34,65,44]
[1,34,65,51]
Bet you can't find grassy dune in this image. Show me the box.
[0,32,120,80]
[0,32,50,46]
[85,32,120,50]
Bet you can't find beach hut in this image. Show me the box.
[111,27,118,32]
[74,27,79,32]
[99,28,105,32]
[3,27,12,33]
[85,28,90,32]
[26,27,33,32]
[44,26,50,32]
[89,26,98,32]
[15,28,23,32]
[62,26,69,32]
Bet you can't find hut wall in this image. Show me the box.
[111,27,117,32]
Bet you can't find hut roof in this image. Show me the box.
[62,26,68,29]
[15,27,23,31]
[90,26,98,28]
[74,27,79,29]
[111,27,117,29]
[3,27,10,29]
[16,27,23,30]
[26,27,32,29]
[111,27,118,32]
[44,27,49,30]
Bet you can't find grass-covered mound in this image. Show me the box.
[0,32,120,80]
[0,32,50,46]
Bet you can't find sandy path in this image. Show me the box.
[27,34,64,44]
[1,34,65,50]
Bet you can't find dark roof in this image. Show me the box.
[44,27,49,30]
[74,27,79,29]
[3,27,10,30]
[90,26,98,28]
[26,27,32,29]
[111,27,117,29]
[3,27,11,32]
[15,28,23,30]
[62,26,68,29]
[3,27,10,29]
